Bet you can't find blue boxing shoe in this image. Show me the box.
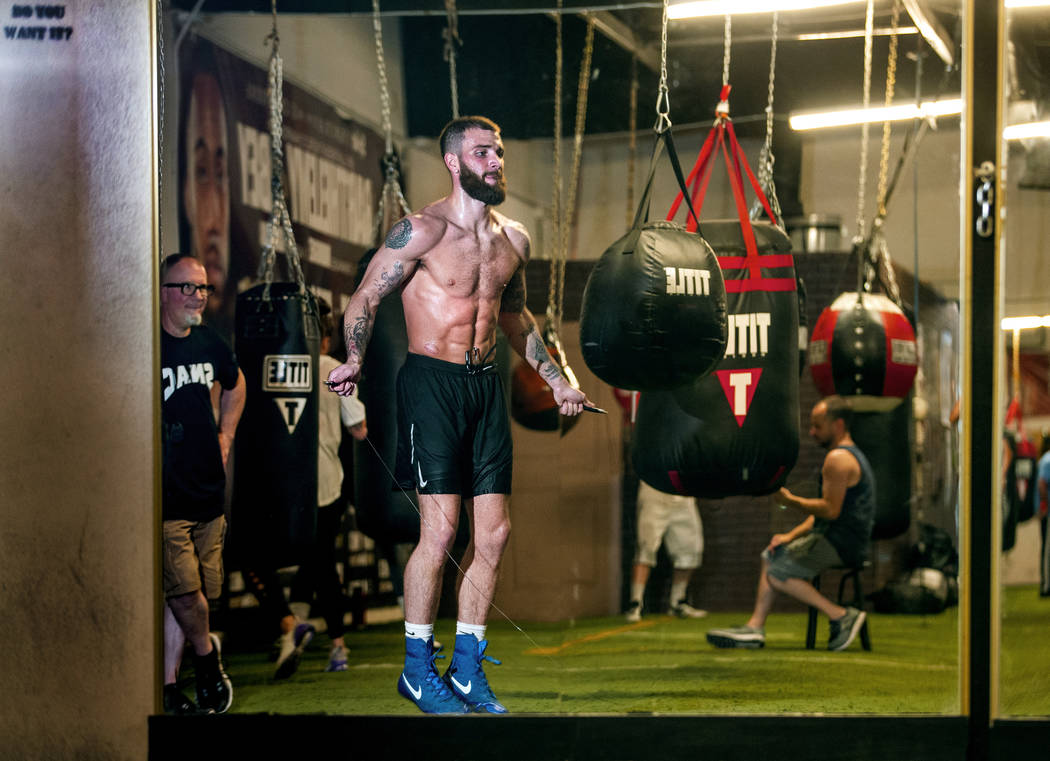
[397,636,470,714]
[443,634,507,714]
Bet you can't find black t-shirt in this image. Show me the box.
[161,326,240,522]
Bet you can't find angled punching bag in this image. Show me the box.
[580,129,727,391]
[232,283,320,567]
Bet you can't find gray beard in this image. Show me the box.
[461,166,506,205]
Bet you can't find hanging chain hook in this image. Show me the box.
[715,14,731,121]
[876,0,902,220]
[653,0,671,133]
[751,11,782,224]
[443,0,461,119]
[855,0,875,245]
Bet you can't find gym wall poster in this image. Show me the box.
[177,35,385,342]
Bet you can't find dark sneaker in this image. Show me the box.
[669,600,708,619]
[443,633,507,714]
[195,633,233,713]
[625,600,642,623]
[274,622,315,680]
[163,683,198,715]
[828,607,866,651]
[706,625,765,649]
[398,636,470,714]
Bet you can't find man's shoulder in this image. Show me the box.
[490,210,530,255]
[825,445,864,473]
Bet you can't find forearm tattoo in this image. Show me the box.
[525,327,565,384]
[345,305,374,361]
[385,219,412,249]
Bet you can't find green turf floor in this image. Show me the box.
[197,585,1049,717]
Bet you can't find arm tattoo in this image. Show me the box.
[500,269,526,313]
[374,261,405,297]
[525,327,566,385]
[344,305,374,360]
[385,219,412,249]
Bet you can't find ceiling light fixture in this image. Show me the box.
[796,26,918,41]
[789,98,963,130]
[1003,121,1050,140]
[1005,0,1050,8]
[668,0,864,20]
[1001,315,1050,331]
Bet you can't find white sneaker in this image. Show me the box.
[625,600,642,623]
[669,601,708,618]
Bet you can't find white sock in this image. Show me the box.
[405,622,433,640]
[670,580,688,605]
[456,621,486,642]
[630,582,645,605]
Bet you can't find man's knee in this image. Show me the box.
[476,517,511,556]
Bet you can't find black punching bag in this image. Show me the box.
[633,221,800,498]
[851,403,912,540]
[580,130,727,391]
[232,283,320,567]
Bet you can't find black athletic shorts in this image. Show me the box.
[395,352,513,497]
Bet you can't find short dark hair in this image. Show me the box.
[821,395,854,430]
[439,115,501,157]
[160,252,201,282]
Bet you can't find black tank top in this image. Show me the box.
[814,444,876,567]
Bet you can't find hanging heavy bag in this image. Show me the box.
[232,283,320,567]
[579,128,727,391]
[633,115,799,498]
[851,404,912,540]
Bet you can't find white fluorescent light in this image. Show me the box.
[789,98,963,130]
[1005,0,1050,8]
[796,26,917,41]
[1004,121,1050,140]
[1002,315,1050,331]
[669,0,864,20]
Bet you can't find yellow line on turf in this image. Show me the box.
[523,620,658,655]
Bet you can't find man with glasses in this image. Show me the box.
[160,253,245,713]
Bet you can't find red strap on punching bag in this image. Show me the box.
[666,88,794,294]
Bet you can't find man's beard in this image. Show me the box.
[460,165,506,205]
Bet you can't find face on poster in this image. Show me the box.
[177,37,385,341]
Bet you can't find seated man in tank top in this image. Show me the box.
[706,395,876,652]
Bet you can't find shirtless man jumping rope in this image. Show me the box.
[327,116,592,714]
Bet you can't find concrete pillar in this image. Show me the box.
[0,2,158,758]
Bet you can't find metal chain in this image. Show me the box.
[751,11,782,224]
[371,0,411,244]
[877,0,901,218]
[372,0,393,156]
[554,16,595,332]
[627,54,638,228]
[654,0,670,132]
[855,0,875,242]
[259,4,307,300]
[722,14,731,88]
[443,0,460,119]
[548,2,563,321]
